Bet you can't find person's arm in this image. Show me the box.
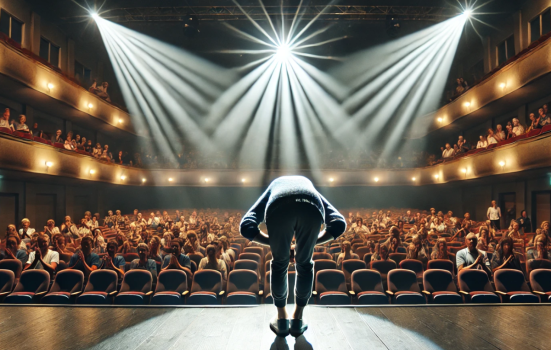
[492,255,512,273]
[108,257,125,278]
[38,251,58,274]
[318,193,347,244]
[487,207,491,220]
[240,188,270,241]
[24,251,38,271]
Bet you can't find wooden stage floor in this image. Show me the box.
[0,304,549,350]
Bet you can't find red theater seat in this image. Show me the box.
[151,270,188,305]
[13,131,32,139]
[33,136,52,145]
[0,127,13,134]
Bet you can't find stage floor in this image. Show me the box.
[0,304,549,349]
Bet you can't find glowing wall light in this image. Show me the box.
[89,169,96,174]
[142,178,147,183]
[120,175,126,180]
[45,161,53,168]
[374,177,379,183]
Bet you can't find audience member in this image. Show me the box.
[161,238,192,273]
[24,234,59,277]
[89,80,111,102]
[490,237,522,273]
[517,210,532,233]
[130,243,158,282]
[3,235,28,266]
[527,113,540,132]
[442,143,454,158]
[198,244,227,282]
[0,108,13,130]
[512,118,525,136]
[487,129,498,144]
[100,240,126,281]
[486,200,501,230]
[336,241,359,269]
[430,238,451,261]
[15,115,29,132]
[68,236,101,280]
[19,218,35,240]
[456,233,491,276]
[538,107,550,127]
[476,135,487,149]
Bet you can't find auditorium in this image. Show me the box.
[1,0,550,349]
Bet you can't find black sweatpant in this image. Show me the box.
[266,201,323,307]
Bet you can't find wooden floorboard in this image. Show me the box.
[0,305,549,350]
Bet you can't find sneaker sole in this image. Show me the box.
[270,323,290,337]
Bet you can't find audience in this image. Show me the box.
[336,241,359,269]
[24,234,59,277]
[68,236,101,281]
[130,243,158,283]
[89,80,111,102]
[198,244,227,282]
[456,233,491,276]
[490,237,523,273]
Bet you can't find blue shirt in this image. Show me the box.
[161,253,191,269]
[112,255,126,269]
[69,252,101,271]
[130,259,158,280]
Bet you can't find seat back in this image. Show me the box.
[457,269,494,293]
[351,269,384,294]
[234,259,259,272]
[530,269,551,293]
[50,270,84,294]
[351,243,364,252]
[243,247,264,258]
[155,270,188,293]
[315,270,347,294]
[526,258,551,274]
[363,253,373,266]
[188,252,204,267]
[400,259,424,276]
[370,260,397,275]
[120,270,152,293]
[342,259,366,281]
[389,253,407,266]
[239,253,261,264]
[350,239,364,246]
[494,269,530,293]
[387,269,420,293]
[427,259,455,276]
[83,270,118,293]
[230,244,242,255]
[0,270,15,294]
[423,269,457,293]
[0,259,22,280]
[227,270,259,294]
[312,252,332,261]
[13,270,50,293]
[190,270,223,294]
[314,259,337,276]
[329,246,341,255]
[355,247,371,260]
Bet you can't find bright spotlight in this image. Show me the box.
[374,177,379,183]
[241,178,246,183]
[168,178,173,182]
[463,9,473,18]
[91,12,100,21]
[275,44,292,61]
[142,178,147,183]
[437,117,443,123]
[329,178,334,182]
[45,161,53,167]
[499,161,505,167]
[88,103,93,109]
[461,168,467,173]
[411,177,416,181]
[89,169,95,175]
[120,175,126,180]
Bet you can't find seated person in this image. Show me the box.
[388,237,402,254]
[148,236,163,264]
[130,243,158,284]
[456,233,491,276]
[24,234,59,277]
[406,235,429,265]
[527,235,550,263]
[491,237,523,274]
[3,234,29,266]
[100,240,126,282]
[68,236,101,281]
[198,244,228,283]
[430,238,452,261]
[336,241,359,270]
[161,238,192,278]
[183,231,204,255]
[15,114,30,133]
[371,244,390,262]
[19,218,35,240]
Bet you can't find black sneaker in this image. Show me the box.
[270,317,290,337]
[290,319,308,337]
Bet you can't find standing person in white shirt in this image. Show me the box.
[487,200,502,230]
[24,235,59,278]
[442,143,454,158]
[476,135,488,149]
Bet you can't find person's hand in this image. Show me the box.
[170,254,178,267]
[474,254,482,265]
[78,250,85,262]
[35,248,42,261]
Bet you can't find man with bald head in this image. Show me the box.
[456,232,491,276]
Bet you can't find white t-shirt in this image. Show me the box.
[476,141,487,149]
[27,249,60,270]
[442,148,454,158]
[487,207,501,221]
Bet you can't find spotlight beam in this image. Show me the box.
[231,0,280,47]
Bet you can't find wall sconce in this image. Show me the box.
[464,102,471,108]
[120,175,126,180]
[89,169,96,175]
[118,118,123,124]
[374,177,379,183]
[168,178,173,182]
[499,161,505,170]
[499,83,506,89]
[241,178,246,183]
[88,103,93,110]
[47,83,54,92]
[411,177,416,181]
[142,178,147,183]
[329,178,334,183]
[45,161,53,168]
[437,117,443,123]
[205,178,209,183]
[434,174,439,179]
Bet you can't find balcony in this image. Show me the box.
[1,125,551,187]
[0,34,135,136]
[410,31,551,139]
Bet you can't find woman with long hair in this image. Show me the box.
[148,236,163,263]
[527,235,550,262]
[430,238,450,260]
[491,236,522,273]
[198,244,227,282]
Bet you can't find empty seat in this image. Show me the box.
[494,269,539,303]
[351,243,364,253]
[400,259,424,282]
[115,270,153,305]
[4,270,50,304]
[234,259,259,272]
[355,247,371,260]
[0,269,15,302]
[77,270,118,304]
[427,259,455,276]
[315,270,350,305]
[457,269,500,303]
[226,270,260,305]
[151,270,188,305]
[122,253,139,263]
[387,270,425,304]
[530,269,551,302]
[42,270,84,304]
[422,269,462,304]
[312,252,332,261]
[188,252,204,268]
[363,253,372,266]
[389,253,407,266]
[351,269,388,305]
[187,270,224,305]
[0,259,23,282]
[239,252,261,264]
[329,246,341,255]
[342,259,366,288]
[370,260,397,288]
[313,259,337,289]
[526,258,551,275]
